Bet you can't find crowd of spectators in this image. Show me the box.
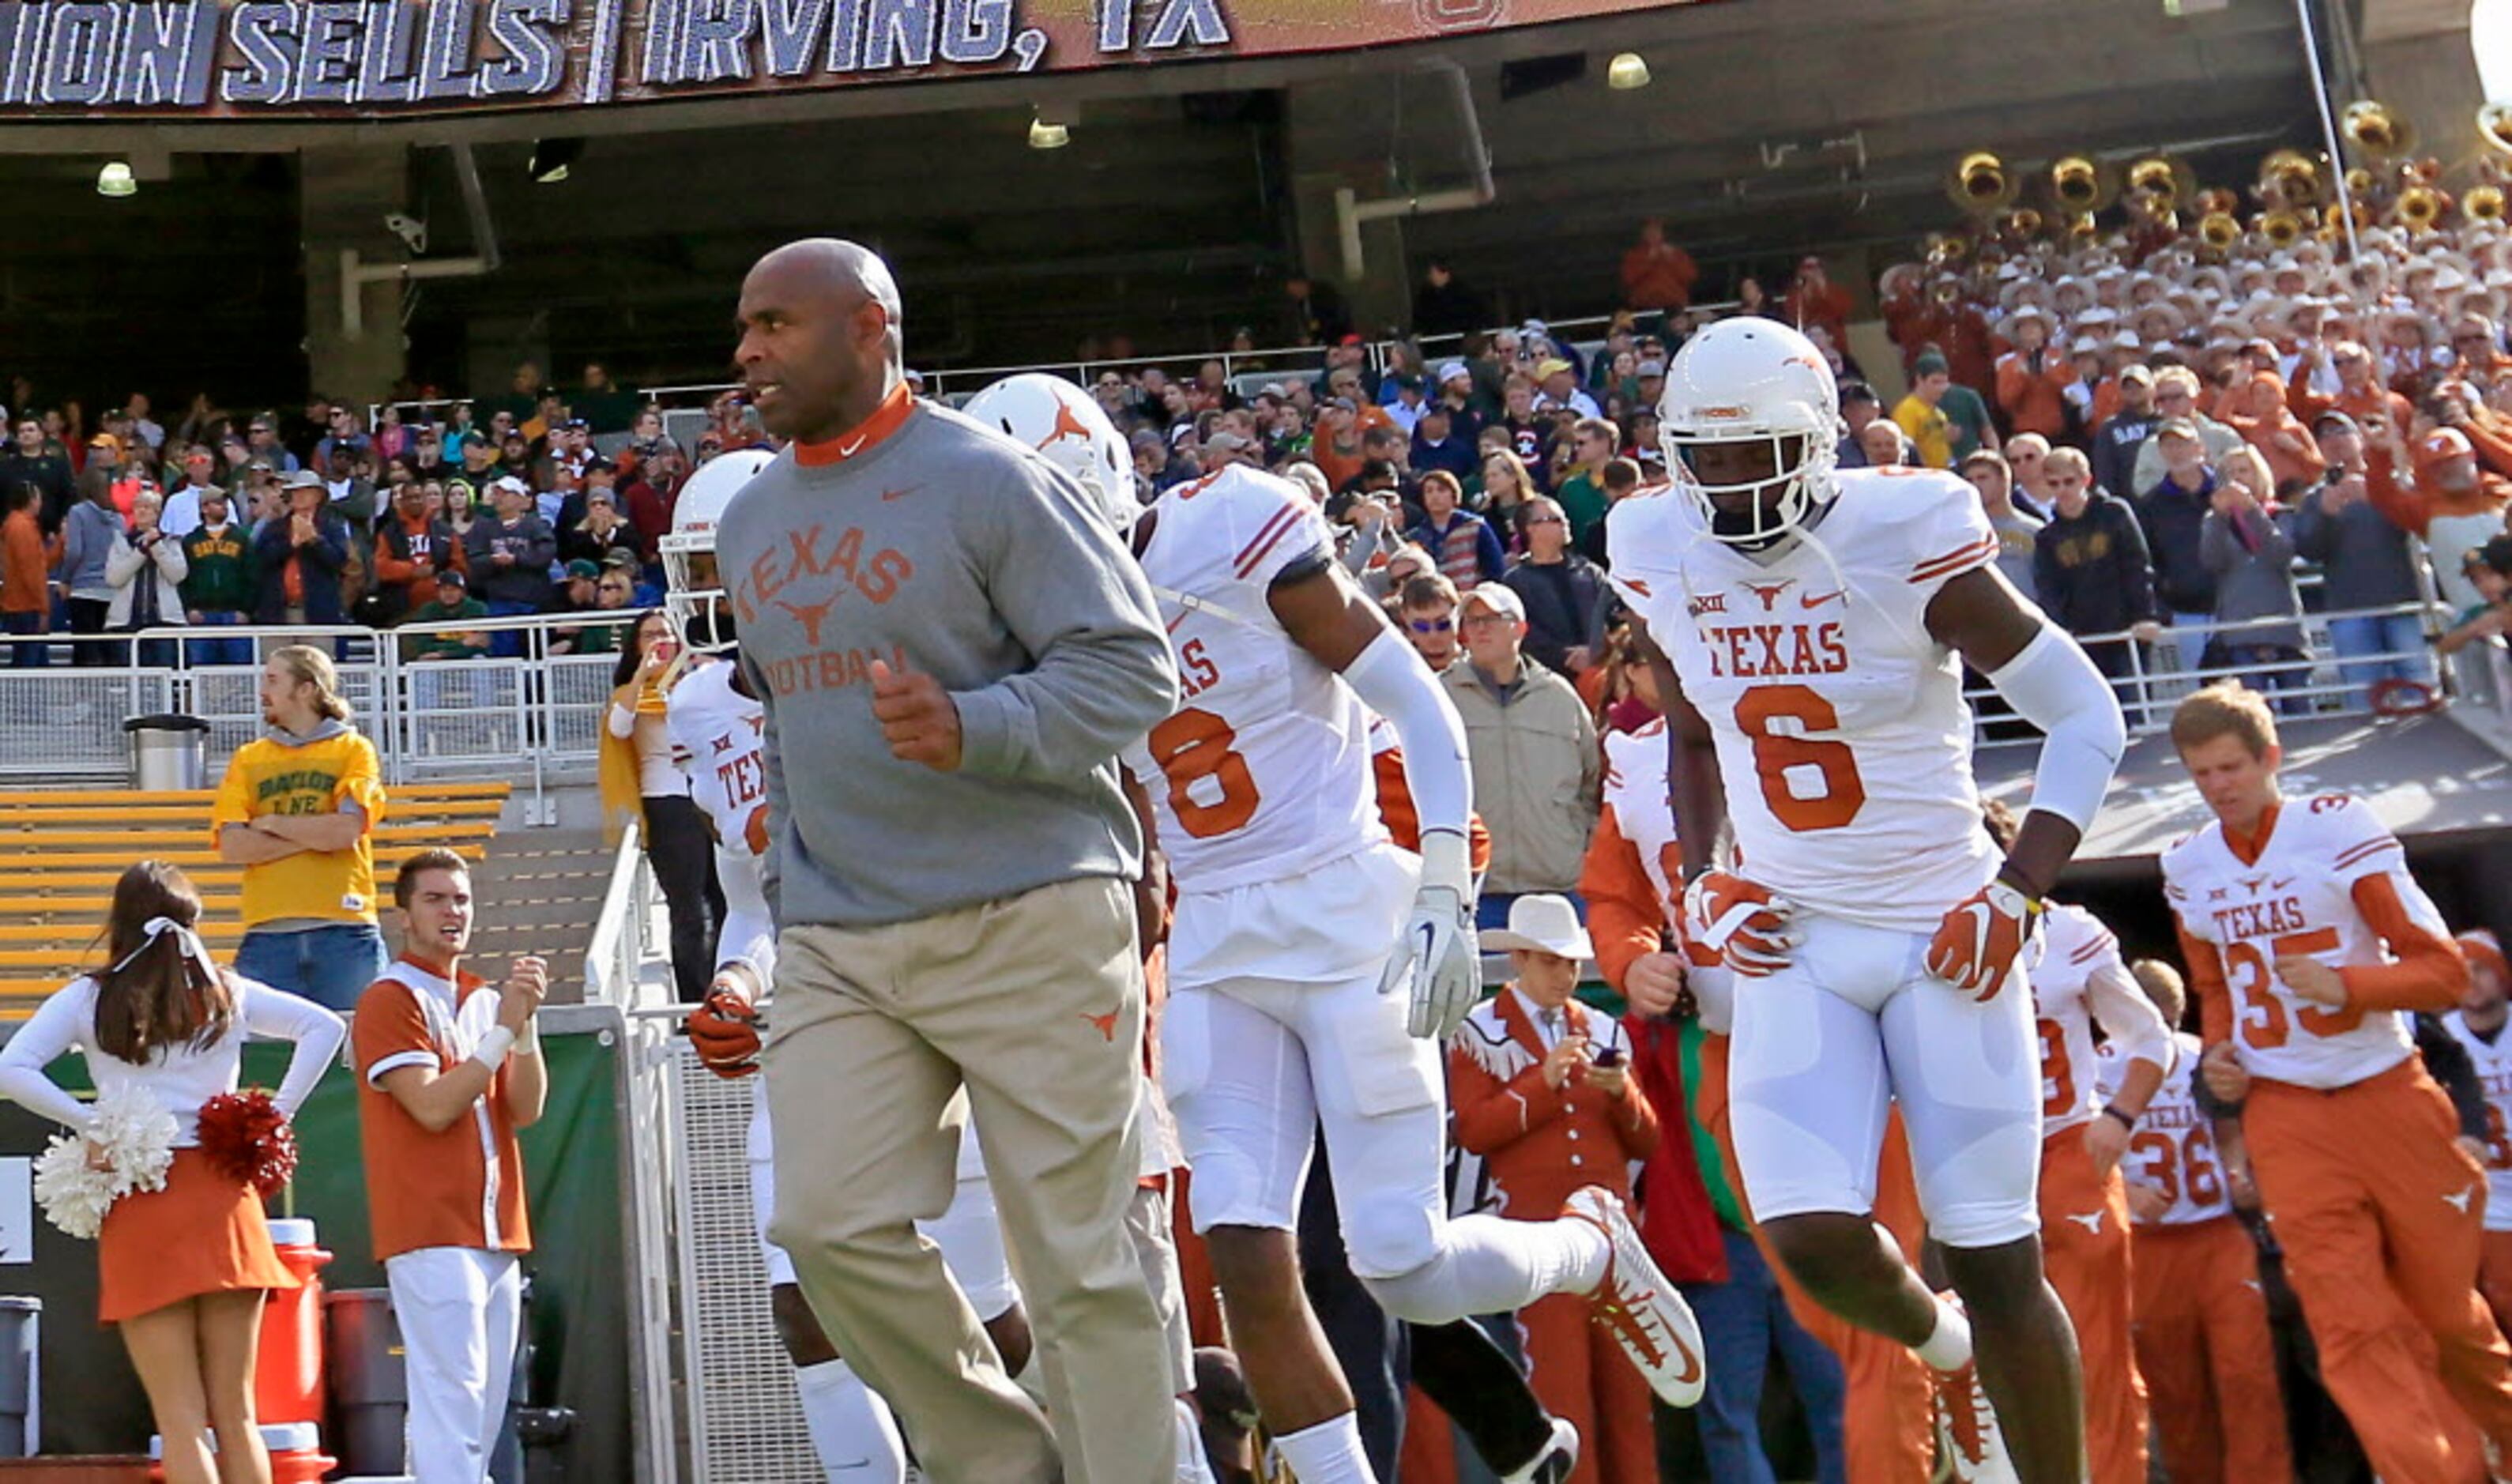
[0,364,719,670]
[1874,209,2512,708]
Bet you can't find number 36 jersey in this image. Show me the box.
[1605,468,2002,932]
[1121,465,1388,897]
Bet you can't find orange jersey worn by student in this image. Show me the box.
[2164,763,2512,1484]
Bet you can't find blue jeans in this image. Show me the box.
[1679,1227,1848,1484]
[2324,611,2432,705]
[235,922,389,1012]
[185,611,254,668]
[1477,891,1587,932]
[2168,612,2213,676]
[2,611,43,668]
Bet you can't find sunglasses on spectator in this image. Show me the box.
[1407,616,1455,634]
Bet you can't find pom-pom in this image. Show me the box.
[33,1083,176,1240]
[195,1090,298,1196]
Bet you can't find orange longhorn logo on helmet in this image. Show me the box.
[1697,405,1752,420]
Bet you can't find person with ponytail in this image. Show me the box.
[213,643,390,1011]
[0,861,343,1484]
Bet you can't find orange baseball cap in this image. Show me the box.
[86,432,119,455]
[2416,427,2474,468]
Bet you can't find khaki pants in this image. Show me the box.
[763,874,1177,1484]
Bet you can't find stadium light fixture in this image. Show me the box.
[527,139,582,184]
[96,161,136,198]
[1607,53,1651,90]
[1028,112,1071,149]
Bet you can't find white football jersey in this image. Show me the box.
[2098,1033,2231,1227]
[1606,466,2002,932]
[1123,465,1385,894]
[2033,905,2174,1136]
[2442,1011,2512,1232]
[2161,794,2444,1090]
[666,659,771,861]
[1597,717,1735,1034]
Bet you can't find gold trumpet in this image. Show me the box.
[2396,184,2446,232]
[2484,102,2512,156]
[2468,185,2508,224]
[1933,278,1964,306]
[2342,100,2415,158]
[1949,151,2017,213]
[2200,212,2243,250]
[2258,149,2324,207]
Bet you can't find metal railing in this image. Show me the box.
[0,611,638,808]
[1960,601,2473,745]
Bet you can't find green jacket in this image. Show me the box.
[179,522,258,615]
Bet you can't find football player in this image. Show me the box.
[1980,801,2171,1484]
[1609,317,2127,1484]
[2165,680,2512,1481]
[2097,960,2292,1484]
[665,451,1034,1484]
[965,372,1703,1484]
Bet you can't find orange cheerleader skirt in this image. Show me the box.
[96,1148,299,1324]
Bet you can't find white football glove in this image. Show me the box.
[1380,830,1482,1039]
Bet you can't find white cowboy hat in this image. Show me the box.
[1484,895,1595,961]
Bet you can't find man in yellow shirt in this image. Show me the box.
[213,644,390,1010]
[1892,353,1960,469]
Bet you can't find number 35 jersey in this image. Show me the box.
[1605,467,2002,932]
[2161,793,2446,1090]
[1122,465,1388,897]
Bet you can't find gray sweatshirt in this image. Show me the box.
[716,400,1178,928]
[2200,504,2306,651]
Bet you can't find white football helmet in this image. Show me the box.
[962,372,1142,533]
[1658,318,1844,544]
[661,446,775,653]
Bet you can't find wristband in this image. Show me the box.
[2099,1102,2138,1131]
[472,1026,517,1071]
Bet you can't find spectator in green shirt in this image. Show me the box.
[1552,417,1619,548]
[401,567,490,663]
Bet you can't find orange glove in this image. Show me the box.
[1682,871,1797,977]
[1925,879,2043,1000]
[685,989,763,1078]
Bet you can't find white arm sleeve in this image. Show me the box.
[2085,959,2175,1091]
[239,979,348,1117]
[0,984,99,1132]
[1340,627,1474,886]
[1986,626,2126,834]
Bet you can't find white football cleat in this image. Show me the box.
[1930,1356,2022,1484]
[1498,1416,1580,1484]
[1562,1186,1708,1408]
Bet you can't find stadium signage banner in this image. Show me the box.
[0,0,1686,118]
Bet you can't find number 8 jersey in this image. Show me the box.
[1122,465,1387,895]
[1604,466,2001,932]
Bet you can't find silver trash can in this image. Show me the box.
[0,1295,37,1456]
[123,714,211,791]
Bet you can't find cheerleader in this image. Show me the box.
[0,861,344,1484]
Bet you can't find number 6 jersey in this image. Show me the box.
[1121,465,1388,896]
[1604,467,2002,932]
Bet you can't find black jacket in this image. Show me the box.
[2133,473,2220,616]
[2032,493,2157,639]
[1502,555,1608,678]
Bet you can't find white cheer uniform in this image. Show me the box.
[1607,468,2043,1245]
[669,660,1015,1314]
